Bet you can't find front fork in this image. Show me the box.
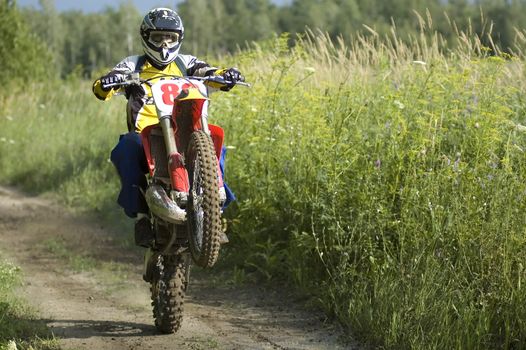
[159,102,225,206]
[159,116,189,195]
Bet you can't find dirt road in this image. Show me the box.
[0,187,357,350]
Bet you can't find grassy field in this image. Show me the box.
[1,24,526,348]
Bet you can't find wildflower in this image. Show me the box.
[7,340,17,350]
[6,116,13,121]
[454,158,460,171]
[413,60,427,65]
[516,124,526,133]
[39,104,46,109]
[394,100,405,110]
[0,137,6,142]
[374,159,381,169]
[304,67,316,73]
[478,176,486,188]
[8,139,15,144]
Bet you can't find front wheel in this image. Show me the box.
[186,131,222,268]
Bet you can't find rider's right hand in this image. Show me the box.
[100,72,126,91]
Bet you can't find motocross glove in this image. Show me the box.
[218,68,245,91]
[100,72,125,91]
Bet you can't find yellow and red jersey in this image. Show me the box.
[93,54,217,133]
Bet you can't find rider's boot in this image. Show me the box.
[135,213,154,248]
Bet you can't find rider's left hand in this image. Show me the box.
[220,68,245,91]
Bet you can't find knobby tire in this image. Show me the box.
[186,131,222,268]
[151,254,188,333]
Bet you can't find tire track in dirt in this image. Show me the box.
[0,186,358,350]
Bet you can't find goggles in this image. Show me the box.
[148,31,180,48]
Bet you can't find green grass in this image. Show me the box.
[0,260,59,350]
[0,76,125,212]
[182,336,219,350]
[42,238,98,272]
[40,237,136,291]
[2,26,526,348]
[216,34,526,349]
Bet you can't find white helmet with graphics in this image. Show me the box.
[140,8,184,67]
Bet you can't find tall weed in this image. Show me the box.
[217,33,526,348]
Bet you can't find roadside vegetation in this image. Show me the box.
[2,1,526,349]
[0,3,60,348]
[0,259,59,350]
[220,30,526,348]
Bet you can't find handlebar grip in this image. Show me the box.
[101,72,141,90]
[101,82,121,89]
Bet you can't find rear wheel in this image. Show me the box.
[186,131,222,268]
[150,254,188,333]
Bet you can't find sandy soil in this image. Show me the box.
[0,186,360,350]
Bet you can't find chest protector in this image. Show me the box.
[126,56,186,132]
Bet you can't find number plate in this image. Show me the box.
[151,80,191,117]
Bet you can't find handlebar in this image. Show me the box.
[192,75,251,88]
[103,72,250,89]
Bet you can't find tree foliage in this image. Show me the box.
[12,0,526,77]
[0,0,52,81]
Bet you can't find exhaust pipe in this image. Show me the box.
[145,185,186,224]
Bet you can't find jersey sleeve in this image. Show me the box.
[178,54,218,77]
[92,56,141,101]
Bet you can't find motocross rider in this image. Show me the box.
[92,8,243,247]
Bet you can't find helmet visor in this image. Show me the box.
[148,31,180,49]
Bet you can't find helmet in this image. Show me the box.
[140,8,184,67]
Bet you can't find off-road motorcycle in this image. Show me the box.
[107,73,247,333]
